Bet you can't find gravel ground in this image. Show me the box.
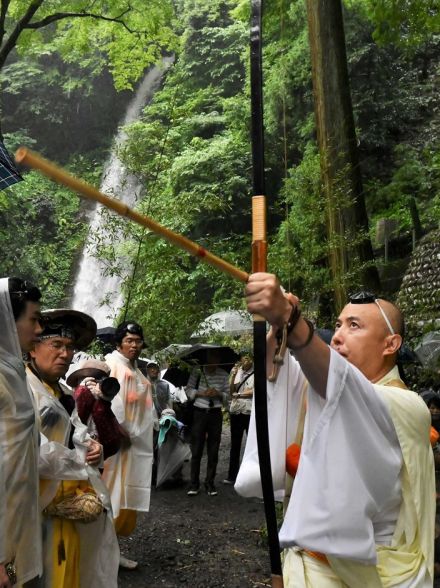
[118,424,271,588]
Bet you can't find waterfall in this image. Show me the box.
[71,57,173,327]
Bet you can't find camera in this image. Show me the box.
[97,376,120,399]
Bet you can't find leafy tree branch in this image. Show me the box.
[24,8,136,34]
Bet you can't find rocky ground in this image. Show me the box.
[118,424,271,588]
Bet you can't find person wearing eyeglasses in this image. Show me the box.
[102,321,154,570]
[0,277,43,588]
[26,308,120,588]
[236,273,435,587]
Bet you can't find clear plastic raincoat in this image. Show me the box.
[0,277,42,585]
[27,368,119,588]
[103,350,154,519]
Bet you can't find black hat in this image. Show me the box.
[114,321,146,348]
[420,389,440,407]
[40,309,97,350]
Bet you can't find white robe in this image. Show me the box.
[27,369,119,588]
[0,278,42,585]
[235,349,435,586]
[103,350,154,517]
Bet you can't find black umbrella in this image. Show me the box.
[96,326,116,342]
[162,365,192,388]
[316,328,334,345]
[398,343,419,364]
[162,343,238,388]
[177,343,238,372]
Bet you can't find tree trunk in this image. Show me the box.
[305,0,380,311]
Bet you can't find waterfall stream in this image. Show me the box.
[71,58,173,327]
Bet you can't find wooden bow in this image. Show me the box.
[249,2,283,586]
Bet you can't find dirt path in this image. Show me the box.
[118,425,271,588]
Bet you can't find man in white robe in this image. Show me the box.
[0,277,43,587]
[102,321,154,569]
[27,308,119,588]
[236,273,435,587]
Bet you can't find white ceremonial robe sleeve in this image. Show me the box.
[281,349,402,564]
[235,353,306,498]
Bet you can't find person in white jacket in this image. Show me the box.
[0,277,43,588]
[103,321,154,570]
[27,308,119,588]
[237,273,435,587]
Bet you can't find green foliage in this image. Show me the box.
[367,144,440,234]
[179,2,247,96]
[105,0,253,349]
[104,0,439,343]
[1,0,438,348]
[269,146,330,306]
[348,0,440,49]
[4,0,177,90]
[0,54,132,162]
[0,158,100,307]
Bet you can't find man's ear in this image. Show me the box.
[29,349,36,360]
[383,334,402,357]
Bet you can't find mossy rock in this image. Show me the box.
[397,229,440,338]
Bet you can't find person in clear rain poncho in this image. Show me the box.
[27,308,119,588]
[0,277,43,588]
[102,321,154,570]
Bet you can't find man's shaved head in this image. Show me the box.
[376,298,405,338]
[331,297,404,383]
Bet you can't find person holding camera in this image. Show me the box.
[66,359,128,460]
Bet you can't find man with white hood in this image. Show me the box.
[0,277,43,588]
[237,273,435,587]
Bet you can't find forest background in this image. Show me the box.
[0,0,438,361]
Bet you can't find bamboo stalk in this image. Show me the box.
[15,147,249,283]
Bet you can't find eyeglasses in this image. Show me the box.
[123,337,143,347]
[39,340,76,353]
[349,291,395,335]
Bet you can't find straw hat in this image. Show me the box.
[41,309,97,350]
[66,359,110,388]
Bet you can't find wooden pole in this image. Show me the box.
[305,0,380,308]
[15,147,249,284]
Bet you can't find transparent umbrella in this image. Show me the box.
[191,310,252,338]
[414,331,440,368]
